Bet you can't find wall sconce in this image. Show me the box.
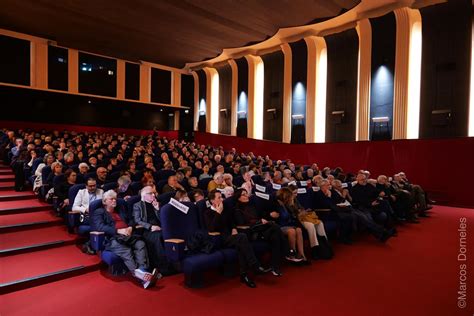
[431,109,451,126]
[267,108,277,119]
[199,110,206,116]
[220,108,228,117]
[237,110,247,118]
[168,113,174,117]
[331,110,345,124]
[292,114,304,120]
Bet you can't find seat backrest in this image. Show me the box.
[130,181,142,194]
[103,182,118,191]
[68,183,86,204]
[195,199,209,229]
[126,195,141,214]
[85,171,97,180]
[41,165,52,183]
[89,199,103,215]
[53,174,65,186]
[31,158,43,174]
[198,177,212,191]
[158,191,176,206]
[156,169,176,181]
[161,202,199,241]
[156,179,168,194]
[296,188,313,209]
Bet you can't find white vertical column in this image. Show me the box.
[356,19,372,141]
[228,60,238,136]
[281,43,293,143]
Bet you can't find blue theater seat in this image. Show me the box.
[160,201,224,288]
[89,199,129,275]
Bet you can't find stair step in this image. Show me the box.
[0,169,13,174]
[0,182,15,191]
[0,175,15,182]
[0,226,77,256]
[0,190,36,202]
[0,245,101,294]
[0,200,51,215]
[0,211,63,233]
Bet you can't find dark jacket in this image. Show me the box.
[132,200,161,231]
[205,206,236,235]
[91,203,133,239]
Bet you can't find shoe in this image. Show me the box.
[134,268,152,282]
[254,266,271,275]
[240,274,256,288]
[142,269,162,289]
[271,268,283,277]
[379,230,392,243]
[285,249,303,262]
[81,242,96,255]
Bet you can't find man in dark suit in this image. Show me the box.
[205,190,270,288]
[91,190,160,289]
[133,186,172,275]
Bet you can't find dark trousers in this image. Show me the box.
[12,160,25,191]
[259,224,289,269]
[142,230,168,271]
[224,233,258,274]
[352,208,385,239]
[334,209,355,242]
[106,237,149,272]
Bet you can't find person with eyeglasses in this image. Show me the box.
[92,190,160,289]
[133,186,173,275]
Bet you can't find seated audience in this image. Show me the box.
[91,190,161,288]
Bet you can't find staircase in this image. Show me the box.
[0,162,101,295]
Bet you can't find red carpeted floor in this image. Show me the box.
[1,205,473,316]
[0,225,75,250]
[0,211,61,227]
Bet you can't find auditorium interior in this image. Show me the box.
[0,0,473,315]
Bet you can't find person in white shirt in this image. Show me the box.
[72,178,104,215]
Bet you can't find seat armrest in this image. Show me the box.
[90,231,105,251]
[208,232,221,236]
[237,225,250,230]
[67,211,82,229]
[315,208,331,212]
[165,239,185,243]
[165,239,186,261]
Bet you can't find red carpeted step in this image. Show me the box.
[0,245,101,291]
[0,199,51,215]
[0,181,15,191]
[0,190,36,202]
[0,225,77,255]
[0,211,62,233]
[0,174,15,182]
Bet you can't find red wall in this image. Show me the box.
[195,132,474,209]
[0,121,179,139]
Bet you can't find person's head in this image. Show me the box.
[191,189,205,202]
[306,168,314,178]
[188,176,198,188]
[208,189,223,207]
[332,179,343,192]
[96,167,107,181]
[64,169,77,184]
[15,138,23,147]
[168,175,178,187]
[223,173,233,186]
[64,152,74,163]
[163,161,173,170]
[234,188,249,203]
[214,154,221,163]
[117,175,131,192]
[319,179,330,193]
[88,156,97,166]
[276,187,293,206]
[86,178,97,193]
[51,161,63,174]
[377,175,388,185]
[399,172,407,180]
[356,172,367,185]
[213,172,224,185]
[44,153,54,165]
[141,185,156,203]
[141,174,155,187]
[202,164,210,173]
[393,173,402,182]
[175,189,190,202]
[78,162,89,174]
[222,186,234,198]
[216,165,225,174]
[102,190,117,209]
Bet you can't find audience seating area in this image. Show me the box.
[0,128,435,292]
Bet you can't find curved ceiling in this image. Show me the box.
[0,0,360,68]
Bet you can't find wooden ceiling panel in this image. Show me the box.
[0,0,360,67]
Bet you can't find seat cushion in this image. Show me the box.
[101,250,124,266]
[182,251,225,275]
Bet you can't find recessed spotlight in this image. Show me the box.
[160,109,163,112]
[88,100,91,104]
[185,110,189,114]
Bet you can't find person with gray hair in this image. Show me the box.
[116,175,133,200]
[133,186,172,275]
[91,189,161,288]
